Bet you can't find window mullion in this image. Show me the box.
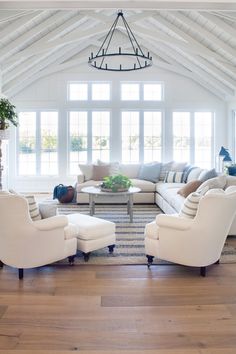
[88,111,92,163]
[139,111,144,163]
[36,111,41,175]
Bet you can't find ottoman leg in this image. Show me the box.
[0,261,4,268]
[68,255,75,266]
[146,255,154,268]
[83,252,91,262]
[108,244,115,254]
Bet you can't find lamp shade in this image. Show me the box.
[223,153,232,162]
[219,146,228,156]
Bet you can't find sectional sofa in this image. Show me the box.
[76,162,236,235]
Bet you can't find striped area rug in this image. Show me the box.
[57,204,236,265]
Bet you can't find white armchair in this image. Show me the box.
[0,193,77,279]
[145,188,236,276]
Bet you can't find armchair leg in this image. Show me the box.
[0,261,4,268]
[68,255,75,266]
[215,259,220,264]
[83,252,91,262]
[108,244,115,254]
[146,255,154,268]
[18,269,24,280]
[200,266,206,277]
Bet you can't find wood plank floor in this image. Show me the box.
[0,263,236,353]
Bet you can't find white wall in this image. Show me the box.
[9,64,227,192]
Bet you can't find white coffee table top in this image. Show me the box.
[81,186,141,195]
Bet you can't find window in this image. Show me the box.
[121,83,140,100]
[18,111,58,176]
[92,111,110,161]
[173,112,190,162]
[122,111,139,163]
[40,112,58,175]
[144,111,162,162]
[92,83,110,100]
[194,112,213,168]
[68,83,88,101]
[69,112,88,175]
[18,112,36,175]
[143,84,162,101]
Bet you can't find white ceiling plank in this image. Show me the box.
[0,10,42,39]
[171,11,236,61]
[151,13,232,65]
[0,10,35,23]
[199,11,236,38]
[0,10,70,62]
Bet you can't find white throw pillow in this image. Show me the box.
[197,175,226,193]
[225,186,236,194]
[79,164,94,181]
[186,167,203,182]
[97,160,120,175]
[179,192,202,219]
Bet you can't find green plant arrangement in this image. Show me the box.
[100,174,133,192]
[0,98,18,130]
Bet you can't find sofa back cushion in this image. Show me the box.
[92,165,110,181]
[165,171,184,183]
[198,168,218,182]
[225,176,236,189]
[186,167,203,183]
[79,164,94,181]
[119,164,141,178]
[159,161,174,181]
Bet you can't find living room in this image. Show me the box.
[1,0,236,352]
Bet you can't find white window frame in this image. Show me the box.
[67,81,111,101]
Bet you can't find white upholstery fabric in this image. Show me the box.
[187,168,203,182]
[145,190,236,267]
[66,213,115,240]
[130,179,155,192]
[0,194,77,269]
[119,164,141,178]
[66,213,116,253]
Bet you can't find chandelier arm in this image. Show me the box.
[121,15,142,68]
[99,14,119,68]
[96,14,119,56]
[122,15,145,56]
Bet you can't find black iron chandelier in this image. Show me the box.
[88,10,152,72]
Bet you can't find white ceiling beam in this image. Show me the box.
[0,10,35,23]
[151,13,232,65]
[199,11,236,38]
[0,10,42,39]
[1,1,236,11]
[3,22,109,65]
[0,10,67,63]
[171,11,236,61]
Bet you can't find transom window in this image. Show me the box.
[68,82,111,101]
[121,82,163,101]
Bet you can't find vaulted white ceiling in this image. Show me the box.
[1,1,236,100]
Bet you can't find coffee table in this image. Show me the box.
[81,186,141,223]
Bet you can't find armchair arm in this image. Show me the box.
[156,214,192,231]
[33,215,68,231]
[77,174,85,184]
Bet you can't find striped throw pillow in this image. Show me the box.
[179,192,201,219]
[165,171,184,183]
[24,195,42,221]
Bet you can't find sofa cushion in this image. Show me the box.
[92,165,110,181]
[197,175,227,193]
[156,182,185,194]
[138,162,162,183]
[198,168,218,182]
[119,164,141,178]
[171,161,188,172]
[79,164,94,181]
[159,161,174,181]
[165,171,184,183]
[130,179,156,192]
[97,160,120,175]
[177,180,203,198]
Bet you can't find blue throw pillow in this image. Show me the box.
[198,168,218,182]
[138,162,162,183]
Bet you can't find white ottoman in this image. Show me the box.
[66,213,116,261]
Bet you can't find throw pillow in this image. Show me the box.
[177,180,203,198]
[186,167,203,182]
[198,168,218,182]
[179,192,202,219]
[164,171,184,183]
[138,162,162,183]
[171,161,188,172]
[97,159,120,175]
[92,165,110,181]
[159,161,174,181]
[197,175,227,193]
[24,195,42,221]
[79,164,94,181]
